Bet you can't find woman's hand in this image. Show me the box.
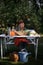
[14,30,27,36]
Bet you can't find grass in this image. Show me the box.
[0,58,43,65]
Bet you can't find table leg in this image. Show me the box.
[34,38,38,60]
[1,38,3,59]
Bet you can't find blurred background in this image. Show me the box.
[0,0,43,33]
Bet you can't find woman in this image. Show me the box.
[14,19,30,50]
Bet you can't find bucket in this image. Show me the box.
[18,49,31,62]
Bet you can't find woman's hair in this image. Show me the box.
[18,19,24,25]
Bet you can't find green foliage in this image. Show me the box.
[0,0,43,33]
[30,13,41,33]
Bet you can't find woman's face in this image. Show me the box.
[19,22,25,29]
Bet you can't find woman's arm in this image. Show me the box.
[14,30,28,36]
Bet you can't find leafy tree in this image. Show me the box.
[0,0,43,33]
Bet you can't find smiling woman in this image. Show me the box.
[13,19,30,49]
